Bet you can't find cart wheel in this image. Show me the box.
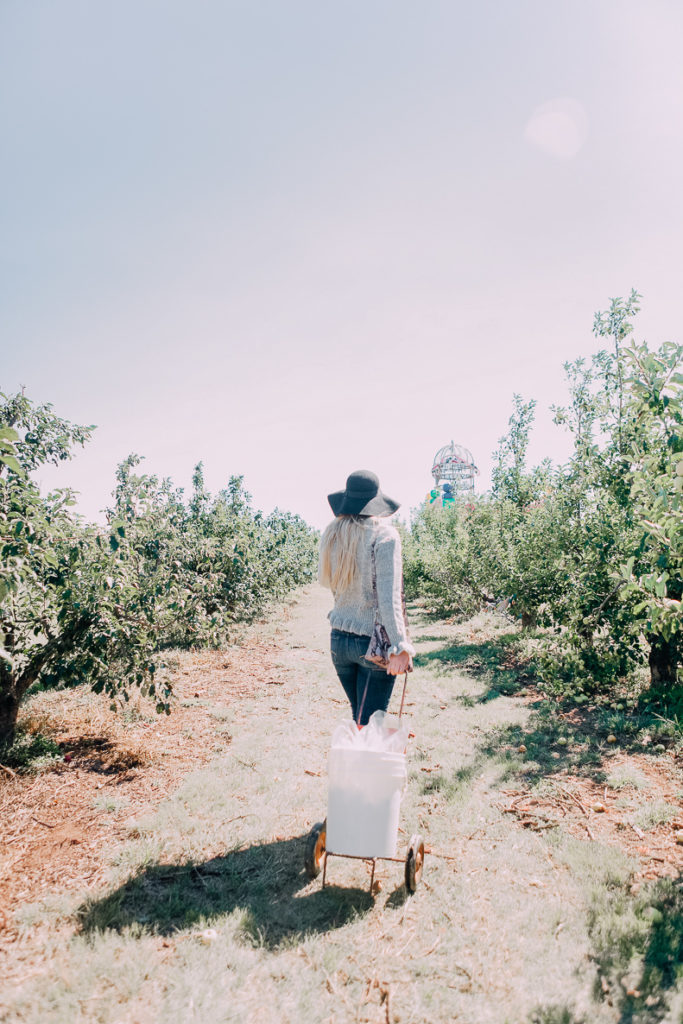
[405,833,425,893]
[304,821,326,879]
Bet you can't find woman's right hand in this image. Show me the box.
[387,651,411,675]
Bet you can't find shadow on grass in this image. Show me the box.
[482,713,605,784]
[59,734,149,773]
[589,876,683,1024]
[2,727,150,775]
[415,634,680,786]
[480,696,682,786]
[413,633,530,701]
[0,730,62,771]
[78,833,381,949]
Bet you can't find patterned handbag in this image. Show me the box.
[365,539,412,670]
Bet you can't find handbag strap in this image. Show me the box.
[370,538,380,624]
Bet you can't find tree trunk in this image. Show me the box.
[648,634,682,690]
[0,686,21,749]
[521,609,537,630]
[0,616,95,751]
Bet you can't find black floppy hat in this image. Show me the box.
[327,470,400,518]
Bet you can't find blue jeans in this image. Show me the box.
[330,629,396,726]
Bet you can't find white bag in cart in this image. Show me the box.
[326,711,409,859]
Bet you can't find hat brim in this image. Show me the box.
[327,490,400,517]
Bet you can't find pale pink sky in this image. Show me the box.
[2,1,682,528]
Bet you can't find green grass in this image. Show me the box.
[632,801,679,831]
[606,767,649,791]
[413,628,532,699]
[526,1008,586,1024]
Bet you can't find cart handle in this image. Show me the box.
[398,671,409,720]
[356,671,410,728]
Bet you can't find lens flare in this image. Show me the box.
[524,98,588,160]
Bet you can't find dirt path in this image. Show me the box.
[2,585,682,1023]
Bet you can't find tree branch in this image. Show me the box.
[14,614,93,699]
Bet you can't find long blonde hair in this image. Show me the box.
[319,515,374,594]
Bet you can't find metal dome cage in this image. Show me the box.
[431,441,478,494]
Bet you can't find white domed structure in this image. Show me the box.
[431,441,478,494]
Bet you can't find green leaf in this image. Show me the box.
[0,454,25,476]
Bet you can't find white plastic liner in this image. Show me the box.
[330,710,409,754]
[326,711,409,858]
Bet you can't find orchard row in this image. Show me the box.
[0,399,318,746]
[403,292,683,701]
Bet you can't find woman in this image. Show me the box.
[318,470,415,726]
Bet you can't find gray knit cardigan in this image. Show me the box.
[318,519,415,657]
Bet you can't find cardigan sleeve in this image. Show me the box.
[374,529,416,658]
